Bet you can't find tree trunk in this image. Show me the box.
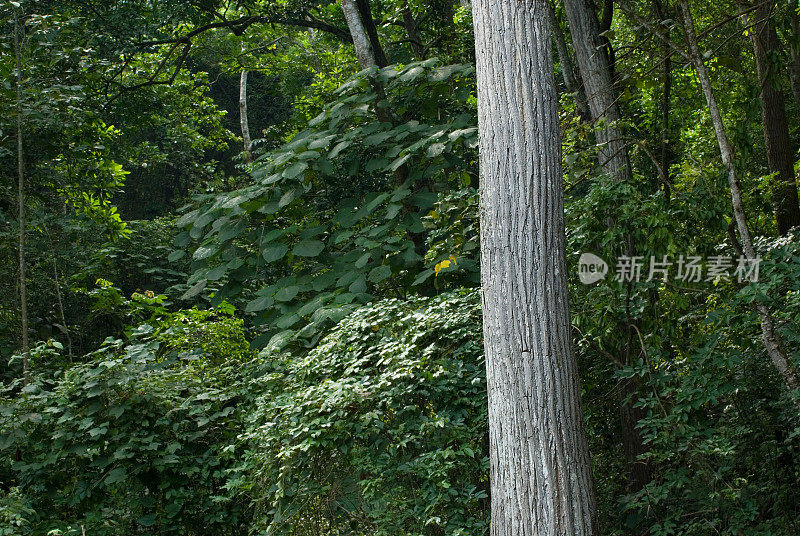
[788,11,800,110]
[239,69,253,163]
[547,0,591,121]
[563,0,630,182]
[342,0,378,69]
[678,0,800,418]
[653,0,672,200]
[402,8,425,60]
[565,0,653,491]
[473,0,599,533]
[739,0,800,235]
[354,0,388,67]
[239,69,253,164]
[14,5,29,386]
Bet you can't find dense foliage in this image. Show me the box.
[3,0,800,534]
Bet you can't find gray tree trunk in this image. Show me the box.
[473,0,600,533]
[239,69,252,163]
[564,0,654,492]
[341,0,377,69]
[14,5,28,386]
[547,0,591,121]
[678,0,800,418]
[563,0,630,182]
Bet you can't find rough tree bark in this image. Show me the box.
[563,0,630,182]
[739,0,800,235]
[678,0,800,418]
[547,0,591,121]
[473,0,599,533]
[355,0,388,66]
[239,69,253,163]
[341,0,378,69]
[14,5,29,386]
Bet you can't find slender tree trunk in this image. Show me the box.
[679,0,800,418]
[565,0,653,491]
[354,0,388,66]
[788,11,800,109]
[739,0,800,235]
[14,5,28,386]
[342,0,378,69]
[239,69,253,163]
[563,0,631,182]
[43,225,72,360]
[599,0,616,79]
[306,21,323,72]
[653,0,672,200]
[473,0,599,533]
[402,8,425,60]
[547,0,591,121]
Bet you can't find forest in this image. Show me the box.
[3,0,800,534]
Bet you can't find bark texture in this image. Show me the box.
[679,0,800,418]
[740,1,800,235]
[239,69,253,163]
[563,0,630,182]
[473,0,599,533]
[355,0,388,66]
[341,0,377,69]
[547,0,591,121]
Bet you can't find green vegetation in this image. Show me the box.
[2,0,800,534]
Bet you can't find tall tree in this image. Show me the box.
[563,0,652,492]
[14,3,28,385]
[677,0,800,418]
[341,0,378,68]
[739,0,800,235]
[563,0,631,182]
[547,0,591,121]
[473,0,599,533]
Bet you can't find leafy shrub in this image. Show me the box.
[243,290,488,536]
[0,309,258,536]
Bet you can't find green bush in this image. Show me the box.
[0,308,258,536]
[243,290,488,536]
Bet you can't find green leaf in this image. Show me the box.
[369,264,392,283]
[355,252,371,268]
[412,268,434,286]
[181,280,207,299]
[168,250,185,262]
[275,286,300,302]
[349,275,367,294]
[283,162,308,179]
[293,240,325,257]
[279,189,297,208]
[105,467,127,485]
[193,244,219,260]
[246,295,274,313]
[263,244,289,263]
